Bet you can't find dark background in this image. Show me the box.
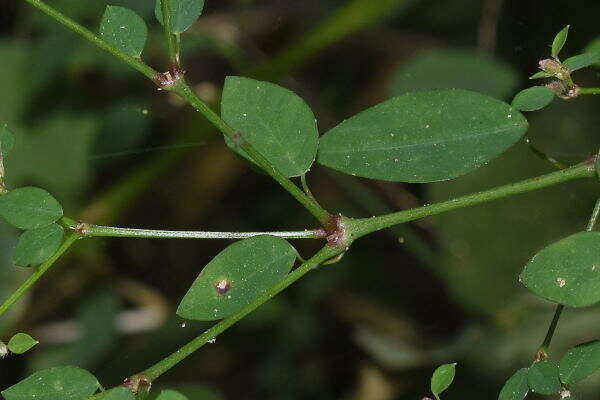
[1,0,600,398]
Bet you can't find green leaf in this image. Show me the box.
[177,235,297,321]
[7,333,39,354]
[155,0,204,34]
[583,37,600,68]
[13,223,64,267]
[520,231,600,307]
[0,187,63,229]
[559,340,600,384]
[157,390,189,400]
[552,25,570,59]
[563,52,600,72]
[498,368,529,400]
[390,49,518,100]
[529,71,553,80]
[511,86,555,112]
[430,363,456,400]
[221,76,319,177]
[1,366,100,400]
[1,123,15,157]
[528,360,561,395]
[100,6,148,58]
[103,387,135,400]
[317,89,528,183]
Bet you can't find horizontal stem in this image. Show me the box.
[351,162,596,238]
[0,233,80,317]
[579,87,600,95]
[84,224,323,240]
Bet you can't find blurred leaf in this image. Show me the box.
[100,6,148,58]
[430,363,456,400]
[149,385,222,400]
[512,86,555,112]
[559,340,600,384]
[563,52,600,71]
[528,360,561,395]
[177,235,297,320]
[221,76,319,177]
[0,42,29,125]
[583,37,600,67]
[155,0,205,34]
[390,49,518,99]
[102,387,135,400]
[318,89,528,182]
[7,333,39,354]
[520,232,600,307]
[1,124,15,158]
[13,223,64,267]
[0,187,63,230]
[1,366,99,400]
[498,368,529,400]
[552,25,570,59]
[156,390,188,400]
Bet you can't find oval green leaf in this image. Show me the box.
[155,0,204,34]
[520,231,600,307]
[512,86,555,112]
[559,340,600,384]
[100,6,148,58]
[0,187,63,229]
[221,76,319,177]
[103,387,136,400]
[498,368,529,400]
[177,235,298,320]
[430,363,456,399]
[528,360,561,395]
[563,52,600,72]
[390,49,518,100]
[552,25,570,59]
[1,123,15,157]
[14,223,64,267]
[530,71,553,80]
[7,332,39,354]
[157,390,189,400]
[317,89,528,182]
[1,366,100,400]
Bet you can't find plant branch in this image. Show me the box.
[0,233,80,317]
[350,162,596,238]
[579,87,600,95]
[159,0,179,65]
[82,224,323,240]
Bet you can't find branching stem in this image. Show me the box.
[579,87,600,95]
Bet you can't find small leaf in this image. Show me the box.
[100,6,148,58]
[529,71,553,80]
[1,366,100,400]
[559,340,600,384]
[563,52,600,72]
[528,360,561,395]
[552,25,570,59]
[498,368,529,400]
[155,0,204,34]
[13,223,64,267]
[177,235,298,320]
[430,363,456,400]
[103,387,135,400]
[0,187,63,229]
[0,124,15,157]
[317,89,528,182]
[157,389,189,400]
[221,76,319,177]
[520,231,600,307]
[7,333,39,354]
[512,86,555,112]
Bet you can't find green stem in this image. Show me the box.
[351,162,596,238]
[586,197,600,231]
[84,224,323,240]
[171,81,331,225]
[142,245,340,381]
[23,0,156,81]
[579,87,600,95]
[159,0,179,65]
[0,233,79,317]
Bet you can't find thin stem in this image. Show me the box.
[84,224,323,240]
[0,142,6,194]
[23,0,156,81]
[579,87,600,95]
[159,0,179,65]
[351,162,596,238]
[172,81,331,225]
[0,233,79,317]
[525,136,566,170]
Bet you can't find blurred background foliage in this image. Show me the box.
[1,0,600,399]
